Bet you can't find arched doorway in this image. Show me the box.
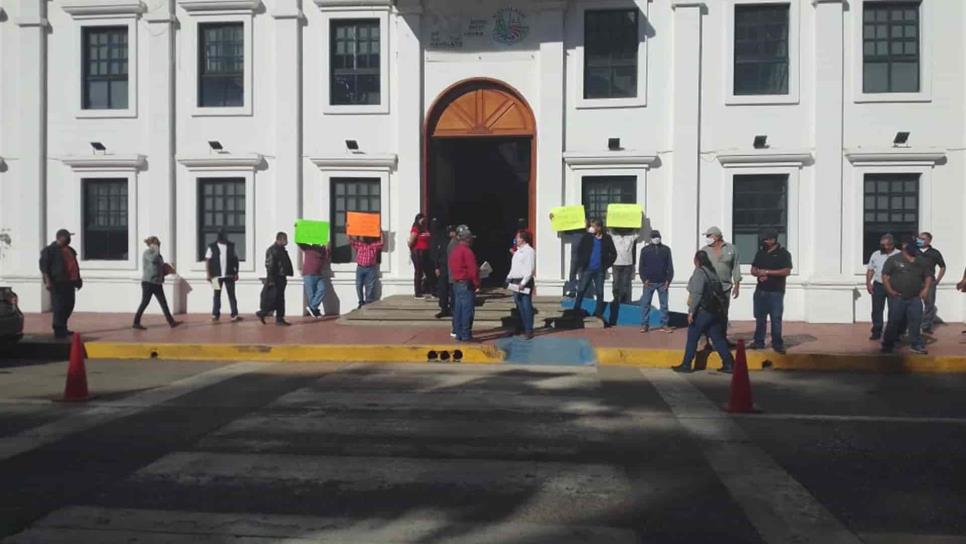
[424,79,536,284]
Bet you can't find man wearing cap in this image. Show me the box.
[638,229,674,332]
[701,226,742,337]
[39,229,83,338]
[449,227,481,341]
[749,229,793,353]
[881,237,932,354]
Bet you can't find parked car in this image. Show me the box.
[0,286,24,346]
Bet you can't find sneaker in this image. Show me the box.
[276,320,291,327]
[306,306,314,317]
[773,345,786,355]
[660,326,676,333]
[869,333,881,341]
[211,315,220,322]
[450,332,457,338]
[169,321,182,329]
[640,326,650,333]
[910,345,928,355]
[671,364,694,373]
[921,328,934,336]
[231,315,243,322]
[256,312,266,325]
[132,324,147,330]
[747,343,766,350]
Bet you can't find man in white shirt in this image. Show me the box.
[866,233,900,340]
[507,230,537,338]
[608,228,639,327]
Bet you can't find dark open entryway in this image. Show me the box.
[429,137,531,284]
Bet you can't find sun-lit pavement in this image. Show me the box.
[1,359,966,543]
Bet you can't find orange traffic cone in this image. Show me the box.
[63,332,89,402]
[725,339,758,413]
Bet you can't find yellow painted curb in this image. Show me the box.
[597,348,966,373]
[85,342,505,365]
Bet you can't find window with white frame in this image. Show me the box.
[330,19,381,106]
[862,173,918,262]
[732,174,787,264]
[82,26,129,110]
[197,179,247,261]
[198,22,244,108]
[583,9,639,100]
[331,178,381,263]
[82,179,129,261]
[734,4,789,96]
[863,1,920,93]
[581,176,636,224]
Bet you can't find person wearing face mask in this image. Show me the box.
[701,227,742,342]
[607,227,640,327]
[257,232,294,326]
[881,237,932,354]
[39,229,83,338]
[865,233,900,340]
[916,232,945,335]
[748,230,793,354]
[133,236,180,330]
[507,230,536,339]
[573,219,618,324]
[638,230,674,333]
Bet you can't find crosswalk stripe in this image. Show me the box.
[5,506,638,544]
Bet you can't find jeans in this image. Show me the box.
[921,281,938,331]
[212,278,239,318]
[574,268,605,317]
[356,265,378,307]
[259,277,287,321]
[608,265,634,325]
[412,250,427,296]
[134,282,175,325]
[680,309,734,370]
[640,283,669,328]
[883,296,924,350]
[51,283,76,336]
[870,281,889,337]
[453,281,475,341]
[303,275,326,313]
[753,290,785,349]
[513,292,534,334]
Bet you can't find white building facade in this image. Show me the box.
[1,0,964,324]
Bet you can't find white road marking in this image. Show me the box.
[4,506,638,543]
[0,362,273,461]
[642,369,863,544]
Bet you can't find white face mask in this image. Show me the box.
[587,227,596,234]
[706,236,716,245]
[651,237,661,245]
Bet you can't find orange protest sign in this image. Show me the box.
[346,212,381,238]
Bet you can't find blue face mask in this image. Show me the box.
[915,239,926,248]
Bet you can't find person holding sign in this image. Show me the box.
[256,232,294,326]
[350,233,384,308]
[573,219,617,325]
[507,230,536,339]
[298,242,328,319]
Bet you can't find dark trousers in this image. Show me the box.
[213,278,239,318]
[259,277,287,321]
[453,281,475,341]
[51,283,76,337]
[608,265,634,325]
[437,271,452,312]
[870,281,889,337]
[922,281,938,331]
[134,282,175,325]
[883,296,924,350]
[753,290,785,349]
[574,268,605,317]
[412,250,427,296]
[681,309,734,370]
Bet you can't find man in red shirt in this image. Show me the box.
[351,234,384,308]
[448,227,480,341]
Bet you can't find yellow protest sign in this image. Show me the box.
[549,206,586,232]
[346,212,381,238]
[606,204,643,229]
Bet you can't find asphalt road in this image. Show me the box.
[1,358,965,543]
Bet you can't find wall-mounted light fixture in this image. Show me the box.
[893,131,910,147]
[608,138,622,151]
[753,135,768,149]
[90,142,106,154]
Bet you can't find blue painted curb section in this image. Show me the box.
[495,336,596,366]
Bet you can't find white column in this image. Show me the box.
[669,2,705,271]
[8,0,48,311]
[144,2,179,310]
[536,1,566,285]
[272,0,304,316]
[805,0,850,322]
[394,0,422,285]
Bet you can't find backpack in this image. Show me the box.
[698,267,728,320]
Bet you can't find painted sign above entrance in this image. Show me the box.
[425,1,535,51]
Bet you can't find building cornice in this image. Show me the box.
[61,154,147,171]
[717,149,814,168]
[0,157,6,170]
[62,0,146,18]
[177,154,263,171]
[309,153,398,171]
[563,151,660,170]
[811,0,846,5]
[671,1,707,10]
[178,0,262,14]
[314,0,393,12]
[844,148,947,166]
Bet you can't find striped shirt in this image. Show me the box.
[351,240,383,267]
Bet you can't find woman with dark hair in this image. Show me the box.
[133,236,180,330]
[408,213,432,297]
[672,250,734,373]
[507,230,536,339]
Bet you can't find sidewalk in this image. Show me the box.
[15,312,966,372]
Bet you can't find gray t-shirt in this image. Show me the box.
[702,242,741,289]
[882,254,929,299]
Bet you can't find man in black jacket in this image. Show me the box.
[205,230,241,321]
[572,218,618,324]
[432,224,456,318]
[39,229,83,338]
[257,232,294,326]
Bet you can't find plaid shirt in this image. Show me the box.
[351,240,383,267]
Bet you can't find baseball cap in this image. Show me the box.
[458,227,475,241]
[703,226,723,237]
[55,229,75,239]
[650,229,662,238]
[760,229,779,241]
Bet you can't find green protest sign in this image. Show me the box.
[606,204,643,229]
[550,205,586,232]
[294,220,330,245]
